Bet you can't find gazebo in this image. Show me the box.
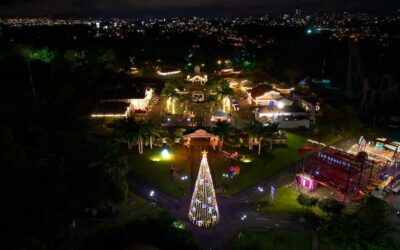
[183,129,219,149]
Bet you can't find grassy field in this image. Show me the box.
[127,145,191,197]
[126,130,343,197]
[220,130,341,195]
[229,229,312,250]
[117,192,155,219]
[258,186,324,217]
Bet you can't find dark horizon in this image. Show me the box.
[1,0,399,18]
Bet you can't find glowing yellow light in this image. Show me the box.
[150,157,160,162]
[222,97,231,112]
[166,97,171,112]
[91,114,127,118]
[157,70,181,76]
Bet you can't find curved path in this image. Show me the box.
[128,164,308,249]
[128,177,307,249]
[128,138,311,249]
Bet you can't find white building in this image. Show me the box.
[246,83,292,107]
[92,86,154,118]
[187,65,208,85]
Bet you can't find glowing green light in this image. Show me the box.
[172,221,186,229]
[306,29,313,35]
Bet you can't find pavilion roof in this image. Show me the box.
[183,129,215,138]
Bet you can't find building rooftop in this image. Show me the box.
[247,83,274,98]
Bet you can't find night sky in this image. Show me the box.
[0,0,399,17]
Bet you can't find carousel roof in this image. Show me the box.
[212,109,228,117]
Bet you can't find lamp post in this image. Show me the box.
[277,101,284,122]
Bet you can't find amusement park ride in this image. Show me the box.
[296,137,400,202]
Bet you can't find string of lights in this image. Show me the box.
[188,150,219,228]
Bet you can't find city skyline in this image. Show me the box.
[0,0,399,17]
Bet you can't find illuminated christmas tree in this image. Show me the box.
[188,150,220,228]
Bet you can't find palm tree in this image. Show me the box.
[217,80,234,97]
[17,46,55,96]
[243,121,279,155]
[178,94,192,112]
[243,121,262,150]
[263,122,279,151]
[212,121,234,151]
[251,121,265,155]
[113,118,147,154]
[216,80,234,111]
[134,120,148,154]
[162,79,182,114]
[144,121,163,149]
[163,78,185,98]
[206,94,218,113]
[205,79,218,94]
[113,117,134,150]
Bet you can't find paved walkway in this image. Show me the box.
[128,176,308,249]
[128,155,310,249]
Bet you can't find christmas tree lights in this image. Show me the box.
[188,150,219,228]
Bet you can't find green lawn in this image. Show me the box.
[229,229,312,250]
[127,145,190,197]
[126,130,343,197]
[117,192,154,219]
[221,130,341,195]
[258,186,324,217]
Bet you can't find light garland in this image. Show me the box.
[188,151,220,228]
[157,70,181,76]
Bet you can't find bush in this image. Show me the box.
[319,196,397,249]
[81,209,200,250]
[296,193,318,209]
[318,198,343,216]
